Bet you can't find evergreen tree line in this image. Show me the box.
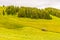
[18,7,52,19]
[2,6,60,19]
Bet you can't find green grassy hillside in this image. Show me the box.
[0,15,60,40]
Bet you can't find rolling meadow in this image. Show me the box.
[0,6,60,40]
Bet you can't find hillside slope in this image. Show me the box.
[0,15,60,40]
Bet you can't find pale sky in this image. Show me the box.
[0,0,60,8]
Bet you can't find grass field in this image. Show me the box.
[0,15,60,40]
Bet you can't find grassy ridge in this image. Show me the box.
[0,15,60,40]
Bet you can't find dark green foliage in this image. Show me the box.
[2,5,5,15]
[31,8,39,19]
[39,9,52,19]
[4,6,60,19]
[3,10,5,15]
[18,7,52,19]
[5,5,19,15]
[45,7,60,18]
[18,7,26,17]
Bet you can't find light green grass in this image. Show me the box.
[0,15,60,40]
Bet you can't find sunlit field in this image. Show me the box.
[0,0,60,40]
[0,6,60,40]
[0,15,60,40]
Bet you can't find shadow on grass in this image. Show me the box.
[1,23,24,29]
[7,25,24,29]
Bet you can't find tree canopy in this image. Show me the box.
[1,6,60,19]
